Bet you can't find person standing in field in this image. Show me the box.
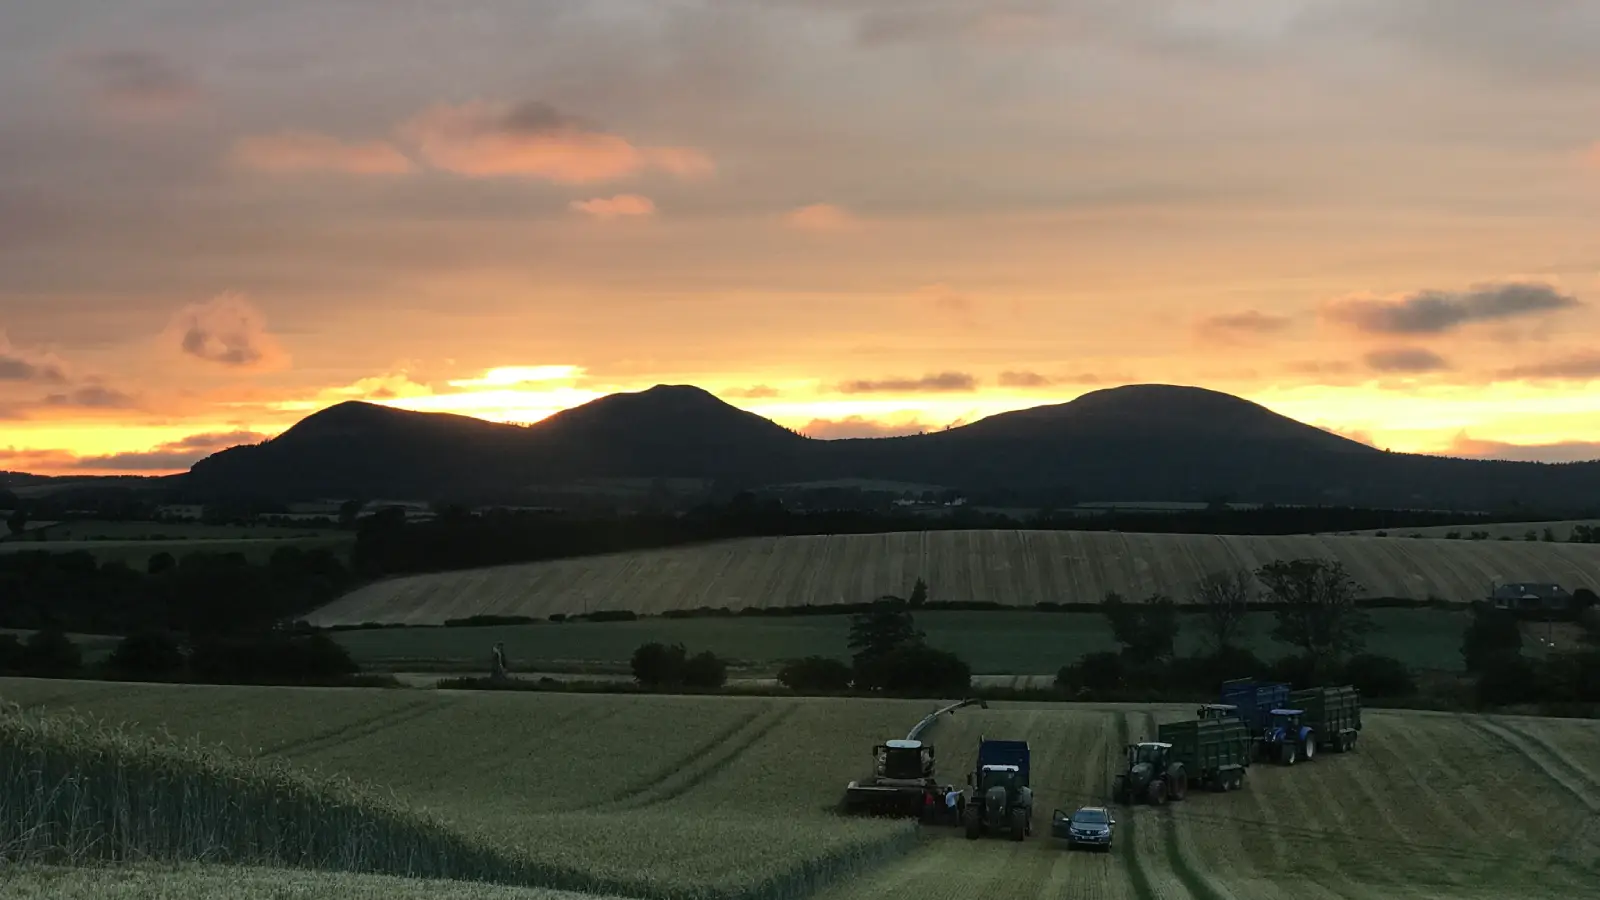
[491,642,508,680]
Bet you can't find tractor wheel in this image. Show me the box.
[1112,775,1127,805]
[1303,735,1316,761]
[1279,742,1298,766]
[1167,769,1188,801]
[1231,770,1245,791]
[963,806,980,840]
[1147,780,1167,806]
[1010,808,1027,841]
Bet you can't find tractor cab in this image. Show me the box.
[875,739,935,781]
[1197,703,1238,721]
[974,763,1021,795]
[1268,708,1304,732]
[1127,741,1172,770]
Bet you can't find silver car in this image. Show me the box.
[1052,805,1114,851]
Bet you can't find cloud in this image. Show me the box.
[836,371,978,393]
[230,132,415,175]
[1439,433,1600,464]
[998,370,1053,387]
[40,386,139,410]
[784,203,860,231]
[799,416,938,439]
[1363,347,1451,373]
[719,384,779,399]
[72,430,268,471]
[0,335,67,384]
[569,194,656,219]
[170,293,289,370]
[76,49,200,118]
[1496,352,1600,382]
[1196,310,1294,342]
[398,100,713,184]
[1322,282,1582,335]
[1315,424,1378,447]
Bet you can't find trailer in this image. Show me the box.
[1113,716,1250,805]
[1290,685,1362,754]
[1220,677,1310,764]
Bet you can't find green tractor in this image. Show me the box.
[962,739,1033,841]
[1112,740,1188,806]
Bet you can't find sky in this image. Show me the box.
[3,0,1600,476]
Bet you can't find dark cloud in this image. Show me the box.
[499,100,590,135]
[40,385,139,409]
[77,49,200,115]
[1286,360,1355,375]
[1197,310,1294,340]
[1496,352,1600,381]
[1363,347,1451,373]
[1323,282,1581,335]
[0,355,66,383]
[799,416,936,439]
[69,431,267,473]
[998,370,1052,387]
[1441,433,1600,464]
[836,371,978,393]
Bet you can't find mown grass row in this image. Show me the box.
[0,700,917,900]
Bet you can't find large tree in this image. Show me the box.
[1256,558,1372,675]
[1101,591,1179,665]
[1191,568,1254,653]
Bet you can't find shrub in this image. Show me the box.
[869,644,970,694]
[22,628,82,677]
[188,633,358,684]
[0,634,24,673]
[1462,606,1523,673]
[630,642,688,687]
[777,656,853,691]
[682,651,728,689]
[1056,651,1124,692]
[1476,654,1540,706]
[1341,653,1415,698]
[1173,646,1269,694]
[106,630,186,678]
[1266,653,1317,689]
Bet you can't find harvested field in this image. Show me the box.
[306,529,1600,625]
[5,680,1597,900]
[332,607,1475,675]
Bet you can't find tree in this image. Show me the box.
[682,651,728,688]
[1101,591,1179,665]
[908,578,928,608]
[1191,568,1253,653]
[5,508,26,536]
[848,598,923,669]
[147,551,177,575]
[22,628,82,676]
[631,642,688,687]
[107,630,187,678]
[1462,605,1523,673]
[1255,558,1371,677]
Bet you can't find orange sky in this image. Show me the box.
[3,2,1600,476]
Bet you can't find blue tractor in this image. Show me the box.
[1219,678,1314,765]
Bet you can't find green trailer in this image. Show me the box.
[1289,685,1362,754]
[1113,717,1250,805]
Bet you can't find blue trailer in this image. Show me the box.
[1219,678,1314,765]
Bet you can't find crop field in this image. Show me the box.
[3,865,635,900]
[332,607,1475,675]
[305,529,1600,626]
[4,679,1598,900]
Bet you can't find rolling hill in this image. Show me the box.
[303,528,1600,626]
[181,383,1600,509]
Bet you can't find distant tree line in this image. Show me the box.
[342,495,1578,579]
[0,626,363,686]
[0,546,355,635]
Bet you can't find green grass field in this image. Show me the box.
[0,530,353,566]
[3,679,1595,900]
[331,608,1476,676]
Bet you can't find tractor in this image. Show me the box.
[1112,740,1188,806]
[962,739,1033,841]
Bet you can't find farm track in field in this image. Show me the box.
[597,704,799,811]
[259,696,446,757]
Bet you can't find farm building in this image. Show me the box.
[1489,581,1572,613]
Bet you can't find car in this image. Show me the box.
[1051,805,1115,851]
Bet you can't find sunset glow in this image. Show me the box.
[3,2,1600,478]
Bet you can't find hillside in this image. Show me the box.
[181,383,1600,509]
[303,528,1600,625]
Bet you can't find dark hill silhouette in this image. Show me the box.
[182,382,1600,510]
